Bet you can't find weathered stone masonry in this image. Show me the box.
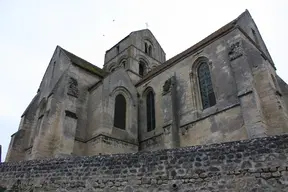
[6,9,288,162]
[1,134,288,191]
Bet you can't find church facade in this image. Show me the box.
[6,10,288,162]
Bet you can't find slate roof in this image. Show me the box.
[135,10,251,86]
[59,46,107,78]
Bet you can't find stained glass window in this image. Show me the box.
[114,94,126,129]
[146,90,155,132]
[198,61,216,109]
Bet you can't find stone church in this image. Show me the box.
[6,10,288,162]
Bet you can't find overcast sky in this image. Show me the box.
[0,0,287,162]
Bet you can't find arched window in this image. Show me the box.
[146,90,155,132]
[120,59,126,68]
[198,61,216,109]
[139,61,146,76]
[144,40,153,56]
[109,65,116,72]
[114,94,126,129]
[148,45,152,56]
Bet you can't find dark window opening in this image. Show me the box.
[198,61,216,109]
[116,45,120,54]
[139,61,145,76]
[148,45,152,56]
[146,90,156,132]
[121,60,126,68]
[145,43,148,53]
[114,94,126,129]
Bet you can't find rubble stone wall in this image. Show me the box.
[0,134,288,191]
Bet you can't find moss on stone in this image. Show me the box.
[60,47,106,77]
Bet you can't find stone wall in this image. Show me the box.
[103,29,165,73]
[1,134,288,191]
[136,28,249,150]
[87,68,139,156]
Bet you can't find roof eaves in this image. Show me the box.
[59,47,106,78]
[105,34,130,53]
[88,80,103,92]
[71,62,106,78]
[135,19,238,87]
[236,26,276,70]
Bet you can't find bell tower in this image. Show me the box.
[103,29,166,83]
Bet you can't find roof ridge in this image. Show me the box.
[136,10,247,86]
[59,46,106,77]
[59,46,94,66]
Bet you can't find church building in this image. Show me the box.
[6,10,288,162]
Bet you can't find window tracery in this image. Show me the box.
[198,61,216,109]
